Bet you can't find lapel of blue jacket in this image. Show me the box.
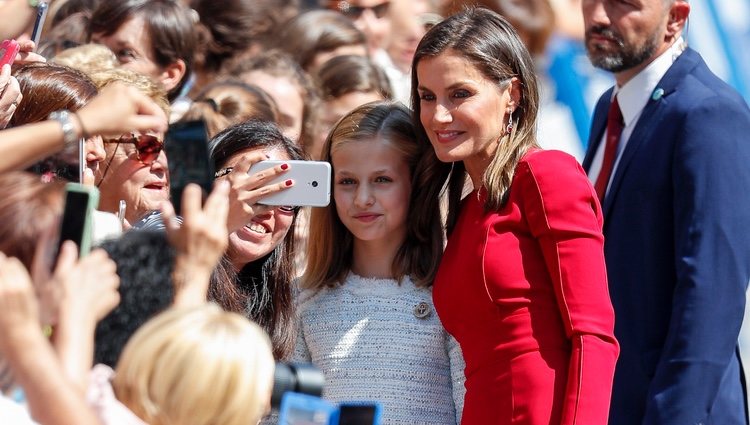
[600,47,703,218]
[582,88,614,172]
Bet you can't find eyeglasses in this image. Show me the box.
[96,133,163,187]
[214,166,300,215]
[328,0,390,19]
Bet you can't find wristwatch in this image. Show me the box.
[49,110,80,148]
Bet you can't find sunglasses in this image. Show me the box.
[329,0,390,19]
[214,166,300,215]
[97,133,163,187]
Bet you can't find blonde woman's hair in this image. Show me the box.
[303,101,444,290]
[113,304,275,425]
[51,43,118,76]
[88,68,171,118]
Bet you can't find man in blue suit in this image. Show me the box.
[581,0,750,423]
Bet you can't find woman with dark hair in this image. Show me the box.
[10,63,106,180]
[209,120,303,359]
[412,8,618,424]
[273,10,368,73]
[89,0,196,102]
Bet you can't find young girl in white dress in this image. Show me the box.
[295,101,465,424]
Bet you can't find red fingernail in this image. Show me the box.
[280,163,289,170]
[285,179,293,186]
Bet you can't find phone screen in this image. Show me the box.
[337,405,378,425]
[164,120,213,215]
[57,190,90,260]
[278,393,335,425]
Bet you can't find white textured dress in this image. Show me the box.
[294,273,466,425]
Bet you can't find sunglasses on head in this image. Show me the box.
[97,133,163,187]
[330,0,390,19]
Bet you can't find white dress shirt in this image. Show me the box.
[588,39,687,193]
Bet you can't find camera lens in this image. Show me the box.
[311,181,318,187]
[271,362,325,408]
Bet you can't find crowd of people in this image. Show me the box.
[1,0,749,425]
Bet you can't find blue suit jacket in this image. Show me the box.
[583,48,750,425]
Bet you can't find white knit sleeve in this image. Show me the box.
[446,332,466,424]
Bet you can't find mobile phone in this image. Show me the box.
[30,2,49,48]
[56,183,99,260]
[164,120,213,215]
[335,402,382,425]
[118,200,127,229]
[277,392,335,425]
[247,160,331,207]
[0,39,20,67]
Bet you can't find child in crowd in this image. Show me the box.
[296,101,465,424]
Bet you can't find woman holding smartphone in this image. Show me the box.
[209,120,303,360]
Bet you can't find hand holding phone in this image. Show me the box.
[56,183,99,261]
[0,39,20,67]
[164,120,213,215]
[247,160,331,208]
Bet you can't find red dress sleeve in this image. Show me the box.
[518,150,620,425]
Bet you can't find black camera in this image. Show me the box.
[271,362,325,408]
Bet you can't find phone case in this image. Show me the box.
[0,39,20,67]
[248,160,331,208]
[30,2,49,47]
[164,120,213,215]
[335,401,383,425]
[58,183,100,258]
[277,392,335,425]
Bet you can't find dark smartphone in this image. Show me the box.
[336,403,381,425]
[30,2,49,48]
[56,183,99,262]
[164,120,213,215]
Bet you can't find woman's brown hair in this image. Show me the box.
[411,7,540,233]
[180,80,279,139]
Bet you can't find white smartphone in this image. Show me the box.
[248,160,331,207]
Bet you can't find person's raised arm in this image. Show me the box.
[0,252,102,425]
[162,181,230,307]
[0,81,167,172]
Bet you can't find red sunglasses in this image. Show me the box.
[97,133,163,187]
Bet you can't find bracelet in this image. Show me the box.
[28,0,42,7]
[48,110,80,148]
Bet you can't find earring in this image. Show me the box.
[505,110,514,135]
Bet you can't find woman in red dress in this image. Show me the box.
[411,8,619,424]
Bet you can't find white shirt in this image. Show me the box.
[588,39,687,193]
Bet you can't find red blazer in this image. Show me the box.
[433,149,619,425]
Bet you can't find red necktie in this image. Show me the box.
[594,95,624,201]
